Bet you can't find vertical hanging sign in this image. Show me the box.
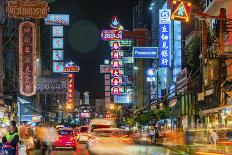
[159,9,171,67]
[67,74,74,103]
[19,21,37,96]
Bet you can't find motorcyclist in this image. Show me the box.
[2,120,19,155]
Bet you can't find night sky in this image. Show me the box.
[48,0,135,98]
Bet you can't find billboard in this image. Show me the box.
[133,47,159,58]
[114,95,130,104]
[53,38,64,49]
[44,14,70,25]
[159,9,171,67]
[64,66,80,73]
[101,30,123,41]
[53,50,64,61]
[19,22,37,97]
[37,77,67,94]
[52,26,63,37]
[53,62,64,73]
[7,0,48,19]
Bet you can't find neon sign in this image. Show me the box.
[64,66,80,73]
[171,0,192,22]
[45,14,70,26]
[111,77,123,86]
[111,51,124,59]
[52,26,63,37]
[101,30,123,41]
[67,74,74,103]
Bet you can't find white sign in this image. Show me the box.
[114,95,130,103]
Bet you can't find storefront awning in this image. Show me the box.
[199,104,232,116]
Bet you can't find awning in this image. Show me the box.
[199,104,232,116]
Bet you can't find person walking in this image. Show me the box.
[149,129,154,144]
[26,129,34,155]
[2,120,19,155]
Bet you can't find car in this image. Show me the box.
[88,118,117,132]
[78,126,89,143]
[53,128,77,150]
[87,128,133,155]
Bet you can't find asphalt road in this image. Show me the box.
[32,143,183,155]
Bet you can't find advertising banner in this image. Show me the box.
[44,14,70,25]
[101,30,123,41]
[133,47,159,58]
[37,77,67,94]
[114,94,130,103]
[19,22,37,97]
[53,62,64,73]
[64,66,80,73]
[52,26,63,37]
[7,0,48,19]
[159,9,171,67]
[53,50,64,61]
[53,38,63,49]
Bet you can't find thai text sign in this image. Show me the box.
[52,26,63,37]
[133,47,159,58]
[64,66,80,73]
[159,9,171,67]
[44,14,70,25]
[101,30,123,41]
[53,50,64,61]
[19,21,37,96]
[7,0,48,19]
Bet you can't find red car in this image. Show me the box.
[53,128,77,150]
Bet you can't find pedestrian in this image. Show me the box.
[26,129,34,155]
[2,120,19,155]
[149,129,154,143]
[209,130,217,145]
[154,128,159,145]
[0,124,7,149]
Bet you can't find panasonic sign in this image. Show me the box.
[133,47,159,59]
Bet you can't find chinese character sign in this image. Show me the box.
[67,74,74,103]
[52,26,63,37]
[19,22,37,96]
[159,9,171,67]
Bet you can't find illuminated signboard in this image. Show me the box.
[111,77,123,86]
[171,0,192,22]
[53,62,64,73]
[64,66,80,73]
[147,68,156,77]
[19,21,37,96]
[53,38,64,49]
[105,92,110,97]
[111,41,121,50]
[44,14,70,25]
[52,26,63,37]
[7,0,48,19]
[111,86,124,95]
[133,47,159,58]
[100,65,111,74]
[111,69,124,77]
[110,16,121,29]
[104,74,110,80]
[111,51,124,59]
[53,50,64,61]
[123,57,134,64]
[80,113,90,118]
[109,40,133,47]
[105,80,110,86]
[67,74,74,103]
[105,86,110,91]
[101,30,123,41]
[111,59,123,68]
[159,9,171,67]
[114,95,130,104]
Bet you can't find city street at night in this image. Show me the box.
[0,0,232,155]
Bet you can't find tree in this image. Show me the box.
[125,117,135,127]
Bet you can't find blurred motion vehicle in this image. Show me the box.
[78,126,88,143]
[88,118,116,132]
[87,128,133,155]
[55,125,65,130]
[53,128,77,150]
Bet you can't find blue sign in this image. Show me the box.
[133,47,159,58]
[114,94,130,103]
[159,9,171,67]
[52,26,63,37]
[53,62,64,73]
[53,38,64,49]
[53,50,64,61]
[147,68,156,77]
[44,14,70,26]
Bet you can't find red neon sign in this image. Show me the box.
[101,30,123,41]
[67,74,74,104]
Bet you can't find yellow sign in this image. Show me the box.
[7,0,49,19]
[171,0,191,22]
